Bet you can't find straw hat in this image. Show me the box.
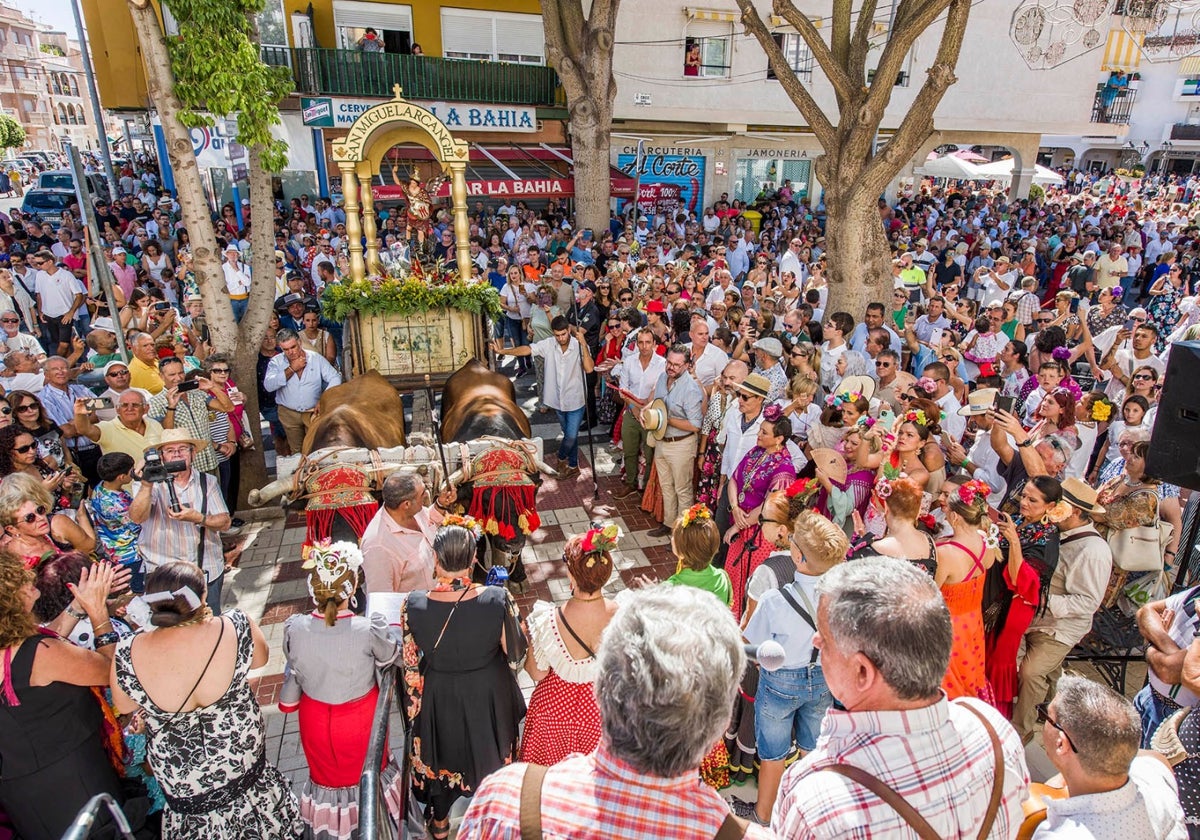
[834,374,876,402]
[1060,477,1105,516]
[958,387,998,416]
[640,398,670,446]
[148,428,206,453]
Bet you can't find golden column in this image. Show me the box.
[358,162,380,275]
[340,161,365,281]
[448,160,472,281]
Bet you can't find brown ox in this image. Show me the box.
[440,358,531,443]
[301,370,407,453]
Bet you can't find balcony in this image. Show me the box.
[1171,123,1200,140]
[25,112,52,126]
[1091,83,1138,125]
[260,46,562,107]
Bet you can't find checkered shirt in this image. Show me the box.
[773,696,1030,839]
[458,743,774,839]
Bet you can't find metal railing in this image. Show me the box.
[1172,123,1200,140]
[1091,83,1138,124]
[261,45,562,106]
[359,667,409,840]
[60,794,137,840]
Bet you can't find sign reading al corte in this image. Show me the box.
[302,96,536,132]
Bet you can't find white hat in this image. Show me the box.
[89,316,116,334]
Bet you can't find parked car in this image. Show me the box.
[5,159,34,177]
[20,189,76,228]
[37,170,110,202]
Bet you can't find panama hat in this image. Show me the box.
[958,387,998,416]
[149,428,207,453]
[640,398,670,446]
[1060,477,1105,516]
[736,374,771,400]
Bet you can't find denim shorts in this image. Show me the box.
[754,663,833,761]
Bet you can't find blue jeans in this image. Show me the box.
[230,297,248,322]
[207,574,224,613]
[1134,683,1181,747]
[755,663,832,760]
[555,407,585,468]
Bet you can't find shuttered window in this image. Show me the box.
[333,1,413,49]
[441,9,544,64]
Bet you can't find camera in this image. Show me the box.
[140,448,188,484]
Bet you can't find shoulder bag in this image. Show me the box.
[1108,488,1173,573]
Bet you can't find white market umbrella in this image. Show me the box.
[973,158,1065,186]
[915,154,983,179]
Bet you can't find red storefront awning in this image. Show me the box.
[368,144,636,199]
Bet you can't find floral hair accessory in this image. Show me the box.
[1110,285,1124,300]
[440,514,484,540]
[1090,395,1114,422]
[856,416,876,430]
[917,376,938,394]
[679,504,712,528]
[825,390,864,408]
[785,477,820,504]
[917,513,938,532]
[579,523,620,567]
[1051,346,1072,362]
[876,477,895,499]
[981,522,1000,551]
[1060,376,1083,403]
[957,479,991,506]
[902,409,930,427]
[1045,500,1073,524]
[302,539,364,579]
[763,404,784,423]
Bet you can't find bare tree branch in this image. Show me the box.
[736,0,837,147]
[848,0,880,83]
[863,0,952,121]
[859,0,969,194]
[831,0,853,70]
[771,0,857,104]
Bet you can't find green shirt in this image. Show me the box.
[667,565,733,607]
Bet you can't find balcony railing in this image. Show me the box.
[260,46,562,107]
[1171,123,1200,140]
[1091,83,1138,125]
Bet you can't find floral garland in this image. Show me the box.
[322,275,503,323]
[440,514,484,540]
[825,390,863,408]
[679,503,712,528]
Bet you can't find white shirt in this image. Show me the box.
[222,261,252,296]
[706,283,733,307]
[529,336,586,412]
[1035,755,1186,840]
[935,390,966,442]
[33,268,85,318]
[686,341,730,389]
[719,402,765,478]
[262,349,343,411]
[965,428,1006,505]
[612,352,666,403]
[1148,586,1200,708]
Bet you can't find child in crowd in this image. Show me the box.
[1021,359,1067,426]
[1093,393,1150,477]
[667,503,732,608]
[86,452,143,592]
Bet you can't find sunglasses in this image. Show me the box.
[12,442,36,454]
[0,318,18,324]
[15,404,38,413]
[107,369,130,376]
[209,367,231,374]
[1035,703,1078,752]
[1133,374,1154,381]
[20,505,47,523]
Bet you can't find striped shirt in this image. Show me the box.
[774,696,1029,838]
[134,469,228,585]
[458,743,774,839]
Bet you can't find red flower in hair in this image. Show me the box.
[918,513,937,531]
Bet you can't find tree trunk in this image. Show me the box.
[568,102,613,235]
[232,144,278,509]
[127,0,236,354]
[822,174,892,318]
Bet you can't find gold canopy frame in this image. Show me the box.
[331,84,472,282]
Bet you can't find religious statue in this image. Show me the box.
[404,165,447,257]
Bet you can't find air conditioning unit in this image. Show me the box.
[633,93,652,106]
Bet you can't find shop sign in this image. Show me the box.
[616,152,706,215]
[303,96,537,132]
[742,148,810,158]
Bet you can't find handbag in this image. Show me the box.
[1107,488,1174,572]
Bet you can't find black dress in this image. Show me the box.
[0,635,124,838]
[400,586,525,812]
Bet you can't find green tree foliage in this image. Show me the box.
[0,115,26,150]
[161,0,292,172]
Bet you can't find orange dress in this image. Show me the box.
[938,538,990,701]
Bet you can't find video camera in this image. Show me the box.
[141,448,187,484]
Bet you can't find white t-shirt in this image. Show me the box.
[33,269,85,318]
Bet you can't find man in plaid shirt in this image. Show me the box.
[459,586,773,839]
[774,557,1030,838]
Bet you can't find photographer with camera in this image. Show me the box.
[147,356,235,475]
[129,429,231,610]
[73,391,163,461]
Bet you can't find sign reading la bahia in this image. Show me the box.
[302,96,536,132]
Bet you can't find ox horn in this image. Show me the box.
[248,477,292,507]
[535,459,556,476]
[446,468,464,488]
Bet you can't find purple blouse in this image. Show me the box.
[733,446,796,511]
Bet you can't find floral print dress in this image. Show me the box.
[112,610,302,839]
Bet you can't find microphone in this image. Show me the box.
[744,640,787,672]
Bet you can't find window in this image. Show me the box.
[867,68,909,87]
[257,0,288,48]
[441,9,544,63]
[334,0,413,53]
[685,35,731,78]
[768,33,813,81]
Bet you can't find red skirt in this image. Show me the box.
[520,671,602,766]
[298,687,379,788]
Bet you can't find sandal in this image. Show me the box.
[428,816,450,840]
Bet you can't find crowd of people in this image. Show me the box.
[1,149,1200,838]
